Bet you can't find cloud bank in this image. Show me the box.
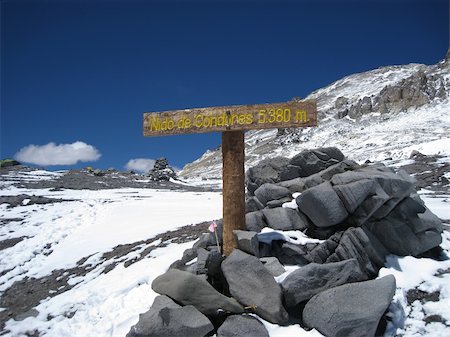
[125,158,155,173]
[14,141,101,166]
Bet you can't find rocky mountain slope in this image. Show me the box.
[180,50,450,179]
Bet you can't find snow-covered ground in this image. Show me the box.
[0,169,449,337]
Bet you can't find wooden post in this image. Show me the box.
[222,130,245,256]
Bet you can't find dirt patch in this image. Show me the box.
[0,195,73,208]
[0,237,27,251]
[406,288,440,305]
[399,154,450,192]
[0,220,215,334]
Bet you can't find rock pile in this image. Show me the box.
[127,147,444,337]
[147,158,177,181]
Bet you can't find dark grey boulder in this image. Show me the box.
[307,227,388,279]
[279,164,302,181]
[289,148,344,177]
[246,157,290,194]
[276,177,306,193]
[365,196,443,256]
[221,250,289,324]
[272,241,311,265]
[281,259,366,307]
[245,196,264,213]
[296,181,349,227]
[260,257,286,277]
[262,207,308,231]
[217,315,269,337]
[254,183,291,206]
[303,275,396,337]
[245,211,267,232]
[126,295,213,337]
[233,230,259,256]
[266,197,292,208]
[333,179,376,213]
[152,269,244,316]
[331,168,415,219]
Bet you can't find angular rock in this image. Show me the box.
[126,295,213,337]
[262,207,308,231]
[233,230,259,256]
[296,181,349,227]
[246,157,290,195]
[245,211,267,232]
[303,275,396,337]
[221,250,289,324]
[272,241,311,265]
[266,197,292,209]
[289,148,344,177]
[217,315,269,337]
[245,196,264,213]
[279,164,301,181]
[152,269,244,316]
[254,183,291,206]
[281,259,366,307]
[307,227,388,279]
[333,179,376,213]
[365,196,443,256]
[260,257,286,277]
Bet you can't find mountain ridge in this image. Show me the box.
[180,54,450,180]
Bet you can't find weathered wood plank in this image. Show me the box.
[222,130,245,256]
[143,100,317,136]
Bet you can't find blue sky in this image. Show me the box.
[1,0,448,172]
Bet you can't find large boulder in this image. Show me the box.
[246,157,290,195]
[260,257,286,277]
[307,227,388,279]
[233,230,259,256]
[245,211,267,232]
[296,181,349,228]
[254,183,291,206]
[152,269,244,316]
[126,295,213,337]
[217,315,269,337]
[221,250,289,324]
[365,196,443,256]
[262,207,308,231]
[303,275,396,337]
[281,259,366,307]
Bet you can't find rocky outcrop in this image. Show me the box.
[246,148,345,194]
[134,147,444,337]
[147,158,177,181]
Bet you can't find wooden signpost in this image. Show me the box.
[143,100,317,255]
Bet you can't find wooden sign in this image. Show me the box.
[143,100,318,256]
[143,100,317,136]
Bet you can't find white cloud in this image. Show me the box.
[125,158,155,173]
[14,141,101,166]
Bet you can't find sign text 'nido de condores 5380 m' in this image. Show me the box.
[143,100,317,136]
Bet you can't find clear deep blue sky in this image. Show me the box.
[1,0,449,171]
